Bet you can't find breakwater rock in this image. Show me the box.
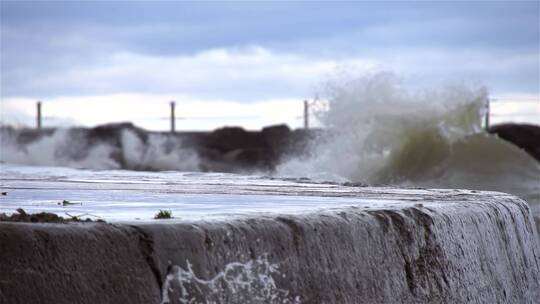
[0,123,319,172]
[2,122,539,173]
[1,189,539,303]
[489,123,540,162]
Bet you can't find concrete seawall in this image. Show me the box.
[1,190,539,303]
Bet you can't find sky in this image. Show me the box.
[1,1,539,130]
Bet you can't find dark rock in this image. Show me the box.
[223,148,272,170]
[0,123,320,172]
[262,124,291,157]
[207,126,268,152]
[489,123,540,161]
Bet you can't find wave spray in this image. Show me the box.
[277,72,540,210]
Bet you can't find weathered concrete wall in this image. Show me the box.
[145,197,540,304]
[1,193,539,303]
[0,223,161,304]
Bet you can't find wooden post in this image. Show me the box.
[304,100,309,129]
[36,101,42,130]
[485,98,490,130]
[170,101,176,133]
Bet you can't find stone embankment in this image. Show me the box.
[2,122,537,172]
[1,189,539,303]
[0,122,319,172]
[488,123,540,162]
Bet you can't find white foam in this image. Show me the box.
[0,129,120,169]
[0,128,200,171]
[161,255,300,304]
[276,72,540,209]
[278,72,488,183]
[120,129,200,171]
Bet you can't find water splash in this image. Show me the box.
[120,129,199,171]
[161,255,300,304]
[0,129,120,169]
[277,72,540,209]
[0,128,200,171]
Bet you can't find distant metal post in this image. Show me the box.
[304,100,309,129]
[485,98,490,130]
[36,101,42,129]
[170,101,176,133]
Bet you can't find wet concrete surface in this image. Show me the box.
[1,186,539,303]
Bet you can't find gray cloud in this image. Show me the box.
[1,1,538,99]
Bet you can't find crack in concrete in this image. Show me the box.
[129,225,164,300]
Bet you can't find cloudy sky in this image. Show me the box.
[1,1,539,130]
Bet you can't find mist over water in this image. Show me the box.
[0,129,200,171]
[278,72,540,212]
